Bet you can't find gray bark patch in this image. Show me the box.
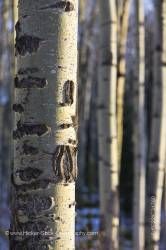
[22,143,39,155]
[17,167,42,182]
[101,52,113,65]
[11,242,50,250]
[18,67,39,75]
[11,177,51,192]
[17,195,53,216]
[13,121,49,139]
[15,76,47,88]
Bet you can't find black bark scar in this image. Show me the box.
[40,1,74,12]
[15,76,47,88]
[52,145,77,182]
[13,121,48,139]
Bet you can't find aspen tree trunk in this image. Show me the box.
[10,1,78,249]
[97,48,109,235]
[97,0,108,233]
[147,1,166,249]
[146,1,162,248]
[78,0,96,190]
[0,107,3,204]
[79,0,86,24]
[133,0,146,249]
[117,0,131,166]
[164,173,166,245]
[77,0,87,190]
[98,0,119,249]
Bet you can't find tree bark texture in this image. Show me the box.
[133,0,146,249]
[11,1,78,249]
[147,1,166,249]
[98,0,119,249]
[116,0,131,167]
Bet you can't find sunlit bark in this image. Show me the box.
[11,1,78,249]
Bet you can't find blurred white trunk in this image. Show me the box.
[133,0,146,249]
[98,0,119,249]
[117,0,131,167]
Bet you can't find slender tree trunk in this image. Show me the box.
[78,0,96,191]
[98,0,119,249]
[97,45,109,236]
[0,0,11,244]
[146,1,162,248]
[117,0,131,166]
[147,1,166,249]
[164,172,166,245]
[133,0,146,249]
[11,1,78,249]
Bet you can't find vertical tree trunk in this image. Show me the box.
[0,0,12,244]
[146,1,162,248]
[98,0,119,249]
[147,1,166,249]
[133,0,146,249]
[117,0,131,166]
[78,0,96,191]
[164,172,166,245]
[97,43,109,237]
[11,1,78,249]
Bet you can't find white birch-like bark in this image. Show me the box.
[117,0,131,166]
[11,1,78,249]
[98,0,119,249]
[133,0,146,249]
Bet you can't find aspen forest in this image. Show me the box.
[0,0,166,249]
